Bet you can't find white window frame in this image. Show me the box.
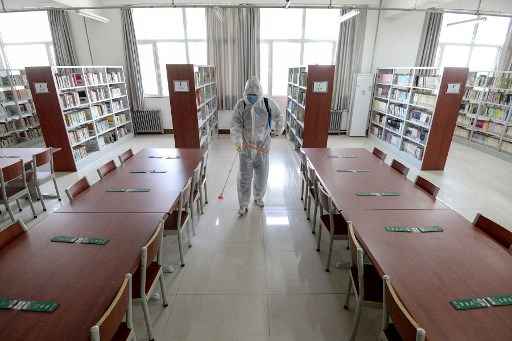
[436,18,506,71]
[136,8,206,97]
[261,9,338,96]
[0,40,54,69]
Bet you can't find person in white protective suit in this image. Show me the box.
[231,77,284,216]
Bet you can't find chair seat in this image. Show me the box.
[132,262,161,298]
[383,323,403,341]
[111,322,133,341]
[351,264,383,303]
[164,210,189,230]
[320,214,349,235]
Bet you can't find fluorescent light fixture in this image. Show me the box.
[446,16,486,27]
[75,9,110,24]
[285,0,291,9]
[338,9,360,23]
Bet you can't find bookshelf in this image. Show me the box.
[166,64,218,150]
[26,66,133,171]
[286,65,334,149]
[454,70,512,160]
[0,69,42,147]
[369,66,468,171]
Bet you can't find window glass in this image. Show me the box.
[469,46,498,71]
[4,44,50,68]
[188,41,207,66]
[132,8,184,40]
[304,9,339,41]
[260,42,270,95]
[272,42,301,95]
[475,16,510,45]
[0,12,52,43]
[157,42,187,96]
[439,13,475,44]
[303,42,334,65]
[186,8,206,39]
[261,9,303,39]
[439,45,470,68]
[137,43,158,96]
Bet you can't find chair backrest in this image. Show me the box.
[191,165,201,199]
[179,178,193,212]
[118,149,134,165]
[65,177,90,202]
[316,184,336,214]
[90,274,133,341]
[33,148,53,170]
[140,222,164,297]
[473,214,512,251]
[372,147,387,161]
[97,160,117,179]
[391,159,409,177]
[348,222,365,298]
[382,275,426,341]
[414,176,439,199]
[0,220,28,249]
[0,160,24,184]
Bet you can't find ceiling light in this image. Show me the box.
[75,10,110,24]
[447,16,486,27]
[338,9,360,23]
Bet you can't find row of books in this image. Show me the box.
[411,93,436,108]
[395,74,412,86]
[386,117,402,133]
[288,67,307,86]
[88,87,110,103]
[402,140,424,160]
[474,120,506,136]
[375,85,389,98]
[415,75,439,89]
[111,100,126,113]
[98,130,117,147]
[91,103,110,119]
[373,99,387,112]
[372,112,385,126]
[117,125,130,138]
[60,91,87,109]
[106,70,124,83]
[195,67,216,87]
[0,74,25,88]
[475,74,512,89]
[409,109,431,125]
[68,127,92,145]
[111,87,124,98]
[384,130,401,147]
[464,88,480,101]
[404,125,428,143]
[96,118,114,133]
[73,145,89,162]
[55,72,85,89]
[480,91,512,106]
[65,110,90,128]
[115,114,130,125]
[84,71,108,85]
[390,89,408,102]
[479,106,511,122]
[388,103,407,118]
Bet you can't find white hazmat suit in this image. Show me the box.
[231,77,284,214]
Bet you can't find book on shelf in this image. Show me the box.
[388,103,407,118]
[411,93,436,108]
[404,125,427,143]
[373,99,387,112]
[402,140,423,160]
[395,73,412,86]
[409,109,431,125]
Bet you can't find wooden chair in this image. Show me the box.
[189,165,201,236]
[380,275,426,341]
[118,149,134,165]
[298,150,308,204]
[90,274,136,341]
[372,147,387,161]
[316,185,349,272]
[164,178,192,267]
[414,176,439,199]
[345,222,383,341]
[473,213,512,251]
[30,148,62,212]
[198,150,209,214]
[133,222,169,341]
[65,177,91,202]
[0,220,28,249]
[97,160,117,179]
[390,159,409,177]
[0,159,37,222]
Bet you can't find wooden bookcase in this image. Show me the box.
[286,65,334,149]
[166,64,218,149]
[369,66,468,170]
[0,69,42,147]
[26,66,133,171]
[454,70,512,160]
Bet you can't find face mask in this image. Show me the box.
[247,94,258,105]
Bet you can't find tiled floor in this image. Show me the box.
[4,133,511,341]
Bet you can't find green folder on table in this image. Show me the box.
[125,188,151,192]
[129,170,148,174]
[385,226,414,233]
[19,300,59,313]
[51,235,78,243]
[150,170,167,173]
[450,297,490,310]
[380,192,401,196]
[337,169,369,173]
[106,188,126,192]
[485,295,512,306]
[0,298,18,310]
[75,237,110,245]
[356,192,380,196]
[418,226,444,233]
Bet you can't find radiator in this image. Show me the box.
[132,110,163,134]
[329,110,348,134]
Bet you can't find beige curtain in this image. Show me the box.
[121,8,144,111]
[415,11,443,67]
[48,9,78,66]
[498,20,512,71]
[206,7,260,110]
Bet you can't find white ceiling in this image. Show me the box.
[2,0,512,13]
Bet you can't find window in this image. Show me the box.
[0,11,54,69]
[133,8,207,96]
[260,9,339,96]
[436,13,510,71]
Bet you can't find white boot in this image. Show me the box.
[254,199,264,207]
[238,207,248,216]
